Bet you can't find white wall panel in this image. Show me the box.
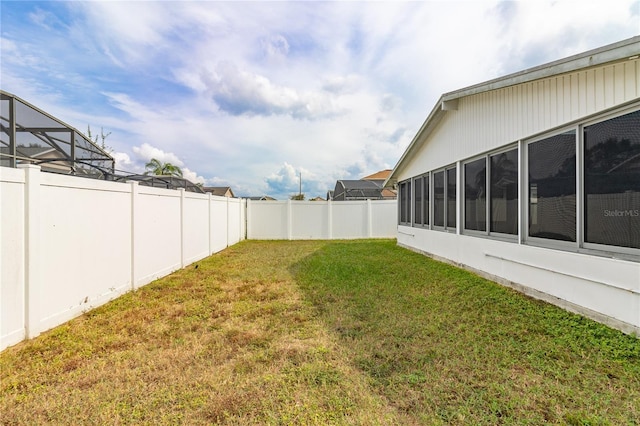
[332,202,367,239]
[183,193,209,265]
[247,201,289,239]
[38,173,132,331]
[247,200,397,240]
[227,198,244,245]
[370,200,398,238]
[210,196,229,253]
[0,167,247,351]
[0,168,26,349]
[134,187,181,287]
[291,202,329,239]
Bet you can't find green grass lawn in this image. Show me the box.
[1,240,639,425]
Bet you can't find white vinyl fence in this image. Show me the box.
[247,199,397,240]
[1,166,399,351]
[1,165,245,350]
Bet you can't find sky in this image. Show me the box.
[1,1,639,199]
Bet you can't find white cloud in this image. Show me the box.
[182,168,206,185]
[2,0,637,199]
[132,143,184,167]
[261,34,290,60]
[201,61,341,119]
[111,151,135,172]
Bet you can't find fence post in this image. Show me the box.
[20,164,41,339]
[226,196,230,247]
[367,199,373,238]
[287,199,292,240]
[327,200,333,240]
[245,199,251,240]
[129,181,138,290]
[207,192,212,254]
[179,188,185,268]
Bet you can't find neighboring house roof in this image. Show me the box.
[247,196,276,201]
[386,36,640,188]
[310,196,325,201]
[330,169,398,200]
[362,169,392,181]
[381,188,398,198]
[203,186,235,198]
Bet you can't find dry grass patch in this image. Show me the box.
[1,241,400,425]
[2,239,639,425]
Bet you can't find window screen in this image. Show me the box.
[433,171,444,227]
[423,175,430,226]
[490,149,518,235]
[528,131,576,242]
[413,177,422,225]
[584,110,640,249]
[464,158,486,231]
[446,167,457,229]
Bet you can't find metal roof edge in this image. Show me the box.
[384,36,640,189]
[384,96,445,188]
[442,36,640,102]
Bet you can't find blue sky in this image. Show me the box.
[2,1,638,199]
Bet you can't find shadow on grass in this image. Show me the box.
[290,239,640,425]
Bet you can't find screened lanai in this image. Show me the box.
[0,90,115,178]
[1,90,204,193]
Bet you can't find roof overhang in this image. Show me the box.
[385,36,640,188]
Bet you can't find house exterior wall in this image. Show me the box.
[397,227,640,334]
[401,58,639,178]
[395,56,640,335]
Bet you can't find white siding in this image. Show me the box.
[402,58,639,178]
[394,54,640,334]
[398,227,640,333]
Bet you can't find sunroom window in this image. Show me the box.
[528,131,576,242]
[490,149,518,235]
[464,157,486,231]
[584,110,640,249]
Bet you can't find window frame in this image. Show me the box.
[398,179,412,226]
[462,154,489,236]
[461,144,519,241]
[412,173,430,228]
[398,101,639,261]
[523,125,579,251]
[431,165,456,232]
[519,103,640,260]
[580,107,640,256]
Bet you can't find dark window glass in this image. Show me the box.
[399,181,409,224]
[423,175,430,226]
[413,177,422,226]
[465,158,486,231]
[528,131,576,242]
[434,171,444,227]
[447,167,457,229]
[584,110,640,249]
[490,149,518,234]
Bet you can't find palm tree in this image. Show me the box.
[144,158,183,177]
